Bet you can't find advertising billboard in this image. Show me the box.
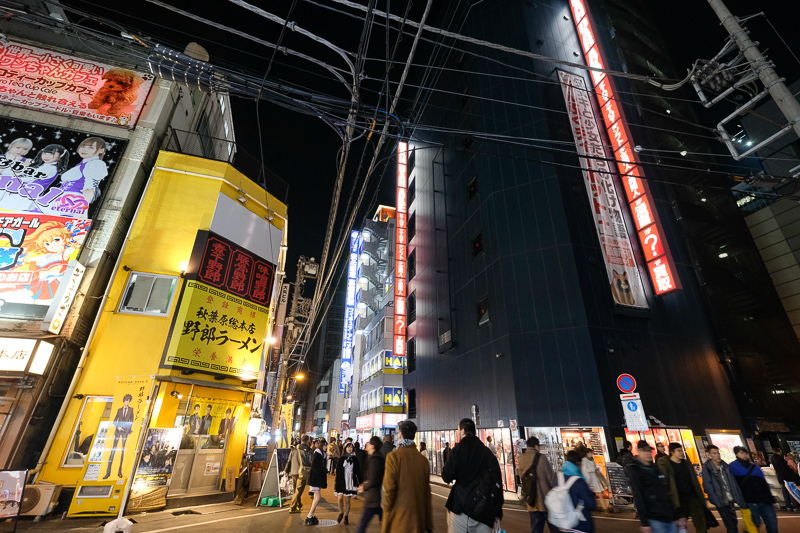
[0,40,155,128]
[0,116,128,220]
[394,142,408,357]
[0,212,91,319]
[340,230,362,394]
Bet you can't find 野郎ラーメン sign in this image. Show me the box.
[0,117,128,220]
[558,71,648,309]
[0,40,154,128]
[162,281,269,380]
[339,230,362,394]
[0,212,91,320]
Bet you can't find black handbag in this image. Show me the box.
[704,505,720,528]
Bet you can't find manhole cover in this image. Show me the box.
[316,519,338,527]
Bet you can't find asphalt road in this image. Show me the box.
[13,479,800,532]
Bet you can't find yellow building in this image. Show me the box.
[36,151,287,515]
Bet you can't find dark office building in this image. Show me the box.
[397,0,799,483]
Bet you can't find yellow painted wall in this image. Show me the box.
[39,152,285,487]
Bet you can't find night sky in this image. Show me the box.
[57,0,797,283]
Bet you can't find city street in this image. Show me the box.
[13,479,800,533]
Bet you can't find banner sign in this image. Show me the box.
[161,280,268,380]
[126,428,181,514]
[277,402,293,448]
[0,212,91,319]
[559,71,649,309]
[0,116,128,220]
[339,230,362,394]
[383,387,404,407]
[384,350,406,372]
[0,40,155,128]
[567,0,680,296]
[394,142,408,357]
[183,398,242,441]
[42,259,85,333]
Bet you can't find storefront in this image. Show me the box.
[524,427,611,480]
[354,412,405,444]
[624,428,702,470]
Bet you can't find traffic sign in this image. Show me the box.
[617,374,637,394]
[622,397,649,431]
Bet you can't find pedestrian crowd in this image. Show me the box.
[284,426,799,533]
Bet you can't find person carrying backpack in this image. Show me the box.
[287,434,314,514]
[442,418,504,532]
[545,450,596,532]
[517,437,558,533]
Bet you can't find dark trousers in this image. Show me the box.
[356,506,382,533]
[715,503,738,533]
[529,511,560,533]
[330,457,339,474]
[105,433,128,477]
[782,485,799,509]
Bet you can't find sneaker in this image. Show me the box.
[305,517,318,526]
[290,508,300,514]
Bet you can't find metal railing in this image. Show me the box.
[163,128,289,204]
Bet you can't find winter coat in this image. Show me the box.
[730,459,774,504]
[771,453,800,484]
[701,459,747,508]
[442,434,504,524]
[362,453,385,508]
[443,446,451,465]
[380,441,395,457]
[308,449,328,488]
[656,456,704,509]
[334,453,362,494]
[516,449,554,512]
[383,444,433,533]
[581,456,606,493]
[561,466,597,533]
[627,459,677,526]
[284,443,313,476]
[617,448,633,467]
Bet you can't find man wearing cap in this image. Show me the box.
[730,446,778,533]
[382,420,433,533]
[626,440,678,533]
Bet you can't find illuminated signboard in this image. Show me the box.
[559,71,648,309]
[0,40,155,128]
[568,0,680,296]
[394,142,408,359]
[340,230,362,394]
[42,260,86,334]
[383,386,404,407]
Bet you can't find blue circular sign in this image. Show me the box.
[627,401,638,411]
[617,374,637,393]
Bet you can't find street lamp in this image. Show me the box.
[294,373,304,380]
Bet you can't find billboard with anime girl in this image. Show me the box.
[0,116,128,220]
[0,213,91,319]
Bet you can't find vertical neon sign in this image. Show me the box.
[569,0,680,296]
[394,142,408,360]
[340,230,361,394]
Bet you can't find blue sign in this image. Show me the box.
[340,230,362,394]
[627,401,637,411]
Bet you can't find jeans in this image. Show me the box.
[528,511,560,533]
[448,511,492,533]
[356,507,382,533]
[715,503,738,533]
[748,503,779,533]
[648,520,678,533]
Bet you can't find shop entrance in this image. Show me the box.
[169,435,226,494]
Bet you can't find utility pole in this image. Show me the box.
[700,0,800,159]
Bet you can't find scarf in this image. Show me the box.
[735,457,751,468]
[396,438,415,448]
[563,461,585,479]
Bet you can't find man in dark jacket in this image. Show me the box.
[772,447,800,511]
[627,440,678,533]
[442,418,503,532]
[701,444,747,533]
[357,436,385,533]
[657,443,706,533]
[730,446,778,533]
[287,435,314,514]
[380,434,395,457]
[617,440,634,468]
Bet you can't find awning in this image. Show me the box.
[155,374,265,396]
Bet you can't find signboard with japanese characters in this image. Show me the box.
[394,142,408,357]
[340,230,362,394]
[0,212,91,320]
[42,260,85,333]
[0,117,128,220]
[558,71,649,309]
[0,40,155,128]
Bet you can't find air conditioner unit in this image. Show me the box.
[20,484,61,518]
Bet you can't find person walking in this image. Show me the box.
[517,436,558,533]
[305,439,328,526]
[335,442,362,524]
[655,442,667,462]
[701,444,747,533]
[627,440,678,533]
[354,441,368,471]
[657,443,706,533]
[357,436,385,533]
[380,434,395,457]
[618,440,634,468]
[286,435,314,514]
[382,420,433,533]
[771,447,800,511]
[731,446,779,533]
[442,418,504,533]
[579,446,609,512]
[443,442,451,466]
[487,435,497,457]
[420,442,430,462]
[551,450,597,532]
[329,437,340,475]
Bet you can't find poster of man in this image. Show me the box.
[278,402,293,448]
[103,393,134,479]
[187,404,202,436]
[217,407,236,442]
[99,376,150,482]
[200,404,214,435]
[0,470,26,521]
[135,429,181,480]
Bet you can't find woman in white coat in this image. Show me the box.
[580,446,609,511]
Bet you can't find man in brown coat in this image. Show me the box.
[383,420,433,533]
[516,436,558,533]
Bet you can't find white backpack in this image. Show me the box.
[545,471,585,530]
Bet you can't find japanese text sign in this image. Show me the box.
[0,40,154,128]
[162,280,269,380]
[394,142,408,357]
[340,230,362,394]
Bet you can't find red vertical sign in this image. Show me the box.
[394,142,408,357]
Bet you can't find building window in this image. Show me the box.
[472,232,484,258]
[408,177,416,206]
[408,292,416,324]
[476,295,490,327]
[408,213,416,242]
[468,175,478,200]
[407,388,417,418]
[197,112,213,158]
[118,272,179,316]
[408,250,416,280]
[407,337,416,373]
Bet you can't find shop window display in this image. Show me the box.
[62,396,114,467]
